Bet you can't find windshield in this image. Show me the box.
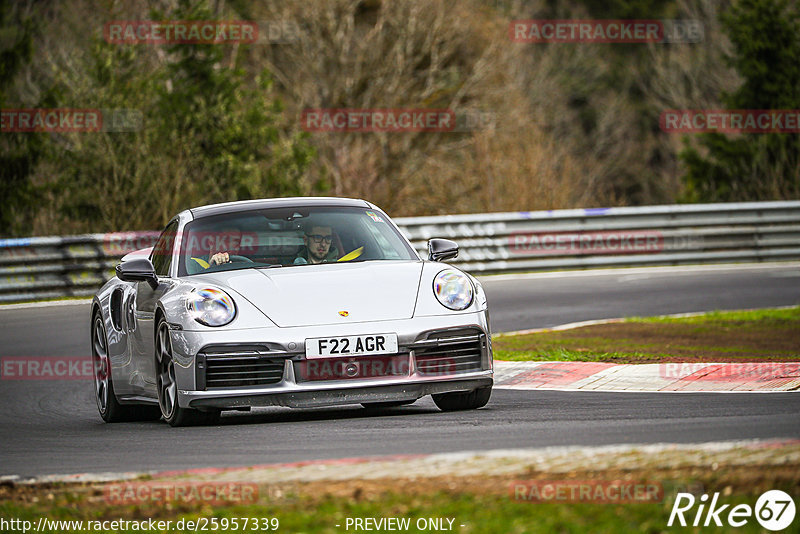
[176,206,418,276]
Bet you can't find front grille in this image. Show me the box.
[197,345,287,389]
[414,331,485,376]
[205,357,284,388]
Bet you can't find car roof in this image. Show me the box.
[188,197,373,219]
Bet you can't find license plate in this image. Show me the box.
[305,333,398,358]
[297,355,410,381]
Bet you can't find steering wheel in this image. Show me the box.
[228,254,254,263]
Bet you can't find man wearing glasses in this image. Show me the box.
[294,222,339,264]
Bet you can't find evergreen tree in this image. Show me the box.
[680,0,800,201]
[53,0,317,231]
[0,5,43,236]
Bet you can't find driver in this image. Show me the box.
[190,226,246,270]
[294,222,339,264]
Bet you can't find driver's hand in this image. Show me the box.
[209,252,230,266]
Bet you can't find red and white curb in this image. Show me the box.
[494,361,800,392]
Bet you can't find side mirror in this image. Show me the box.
[427,238,459,262]
[116,258,159,289]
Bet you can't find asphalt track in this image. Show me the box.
[0,263,798,477]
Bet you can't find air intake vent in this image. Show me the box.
[413,331,485,376]
[197,346,286,389]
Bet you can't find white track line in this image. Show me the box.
[0,299,92,310]
[479,261,800,282]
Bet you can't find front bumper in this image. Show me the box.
[186,376,493,409]
[173,311,493,410]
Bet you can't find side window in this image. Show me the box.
[150,220,178,277]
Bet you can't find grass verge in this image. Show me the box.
[492,307,800,364]
[1,463,797,533]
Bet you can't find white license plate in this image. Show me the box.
[305,333,398,358]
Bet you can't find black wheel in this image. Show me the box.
[92,312,160,422]
[156,319,220,427]
[361,399,417,409]
[432,386,492,412]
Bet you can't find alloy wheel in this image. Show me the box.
[92,316,110,414]
[156,323,177,419]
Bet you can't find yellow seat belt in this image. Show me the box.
[191,257,209,269]
[338,247,364,262]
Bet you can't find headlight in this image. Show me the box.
[187,287,236,327]
[433,270,474,311]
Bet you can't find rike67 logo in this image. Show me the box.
[668,490,795,531]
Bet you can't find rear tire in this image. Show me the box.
[156,318,221,427]
[92,311,161,422]
[432,386,492,412]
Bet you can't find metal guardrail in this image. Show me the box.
[1,201,798,303]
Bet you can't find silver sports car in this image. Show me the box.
[91,197,493,426]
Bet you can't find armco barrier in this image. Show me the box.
[1,201,799,303]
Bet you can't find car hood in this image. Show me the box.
[190,261,424,327]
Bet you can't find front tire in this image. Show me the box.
[432,386,492,412]
[155,319,220,427]
[92,312,160,422]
